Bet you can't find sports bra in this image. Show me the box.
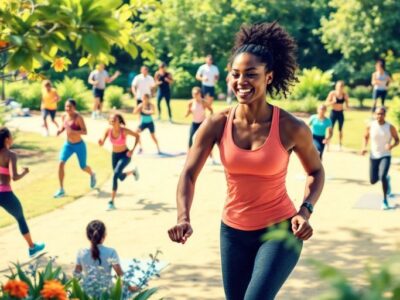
[335,94,345,104]
[64,115,81,131]
[108,129,126,146]
[0,165,10,175]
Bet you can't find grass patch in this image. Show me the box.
[0,132,111,228]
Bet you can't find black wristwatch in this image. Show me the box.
[301,202,314,214]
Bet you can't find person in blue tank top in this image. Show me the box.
[371,58,391,113]
[309,104,332,159]
[134,94,161,154]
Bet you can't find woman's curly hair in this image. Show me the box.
[230,22,298,98]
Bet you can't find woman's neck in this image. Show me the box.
[237,99,270,124]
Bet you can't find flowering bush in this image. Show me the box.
[0,252,161,300]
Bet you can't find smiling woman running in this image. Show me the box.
[168,23,325,300]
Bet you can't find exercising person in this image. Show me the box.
[309,104,332,159]
[371,58,391,113]
[325,80,349,150]
[99,114,140,211]
[362,107,399,210]
[134,94,161,154]
[0,127,45,257]
[186,87,213,148]
[154,62,174,122]
[196,55,219,106]
[131,66,155,107]
[168,23,324,300]
[41,80,60,136]
[54,99,96,198]
[88,63,120,119]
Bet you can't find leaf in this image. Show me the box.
[134,287,158,300]
[81,32,110,55]
[78,57,88,67]
[8,47,31,71]
[49,45,58,57]
[9,35,24,46]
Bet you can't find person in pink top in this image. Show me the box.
[98,113,140,211]
[168,23,324,300]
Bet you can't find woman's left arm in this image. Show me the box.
[124,128,140,154]
[292,122,325,240]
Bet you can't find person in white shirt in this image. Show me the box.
[131,66,156,108]
[88,63,120,119]
[371,58,392,113]
[362,107,399,210]
[196,55,219,105]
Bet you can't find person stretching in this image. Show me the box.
[74,220,138,294]
[309,104,332,159]
[54,99,96,198]
[186,87,213,148]
[325,80,349,150]
[134,94,161,154]
[168,22,324,300]
[99,114,140,211]
[0,127,45,257]
[362,107,399,210]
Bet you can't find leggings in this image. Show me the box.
[157,89,172,119]
[188,122,202,148]
[370,156,391,200]
[220,221,302,300]
[330,110,344,131]
[313,135,325,159]
[112,150,131,191]
[0,192,29,234]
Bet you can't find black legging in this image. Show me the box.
[370,156,391,201]
[0,191,29,234]
[112,150,131,191]
[189,122,202,148]
[157,89,172,119]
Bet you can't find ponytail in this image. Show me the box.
[115,113,126,126]
[86,220,106,265]
[0,127,11,150]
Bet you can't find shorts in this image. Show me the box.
[93,88,105,102]
[59,140,87,169]
[201,85,215,98]
[139,122,155,133]
[136,98,142,106]
[42,109,56,121]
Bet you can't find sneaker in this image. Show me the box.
[382,201,394,210]
[107,201,116,211]
[53,188,65,198]
[138,148,143,155]
[29,243,45,258]
[90,173,96,189]
[133,166,140,181]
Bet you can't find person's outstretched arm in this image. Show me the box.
[10,152,29,181]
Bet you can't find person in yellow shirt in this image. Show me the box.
[41,80,60,136]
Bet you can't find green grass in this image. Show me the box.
[0,132,111,228]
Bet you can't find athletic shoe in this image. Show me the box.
[29,242,45,257]
[107,201,116,211]
[90,173,97,189]
[133,166,140,181]
[53,188,65,198]
[382,201,394,210]
[138,148,143,155]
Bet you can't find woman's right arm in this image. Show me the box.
[98,128,109,146]
[10,152,28,181]
[325,91,334,106]
[168,113,226,244]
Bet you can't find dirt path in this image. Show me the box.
[1,114,400,299]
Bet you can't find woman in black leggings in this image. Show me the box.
[325,80,349,150]
[155,62,174,122]
[0,127,45,257]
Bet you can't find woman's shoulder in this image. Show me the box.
[278,107,309,134]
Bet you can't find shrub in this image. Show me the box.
[6,81,42,110]
[280,97,319,114]
[55,77,90,111]
[388,72,400,99]
[291,67,333,101]
[105,85,124,109]
[351,85,372,107]
[389,96,400,129]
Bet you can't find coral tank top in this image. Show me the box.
[218,105,297,230]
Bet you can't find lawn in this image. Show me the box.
[0,132,111,228]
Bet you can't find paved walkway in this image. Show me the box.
[1,114,400,299]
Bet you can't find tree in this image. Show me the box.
[0,0,157,76]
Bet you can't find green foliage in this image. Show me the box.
[388,73,400,99]
[6,81,42,110]
[105,86,124,109]
[0,0,157,73]
[262,221,302,254]
[389,97,400,129]
[55,77,90,111]
[311,256,400,300]
[279,97,319,114]
[291,68,333,100]
[350,85,372,107]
